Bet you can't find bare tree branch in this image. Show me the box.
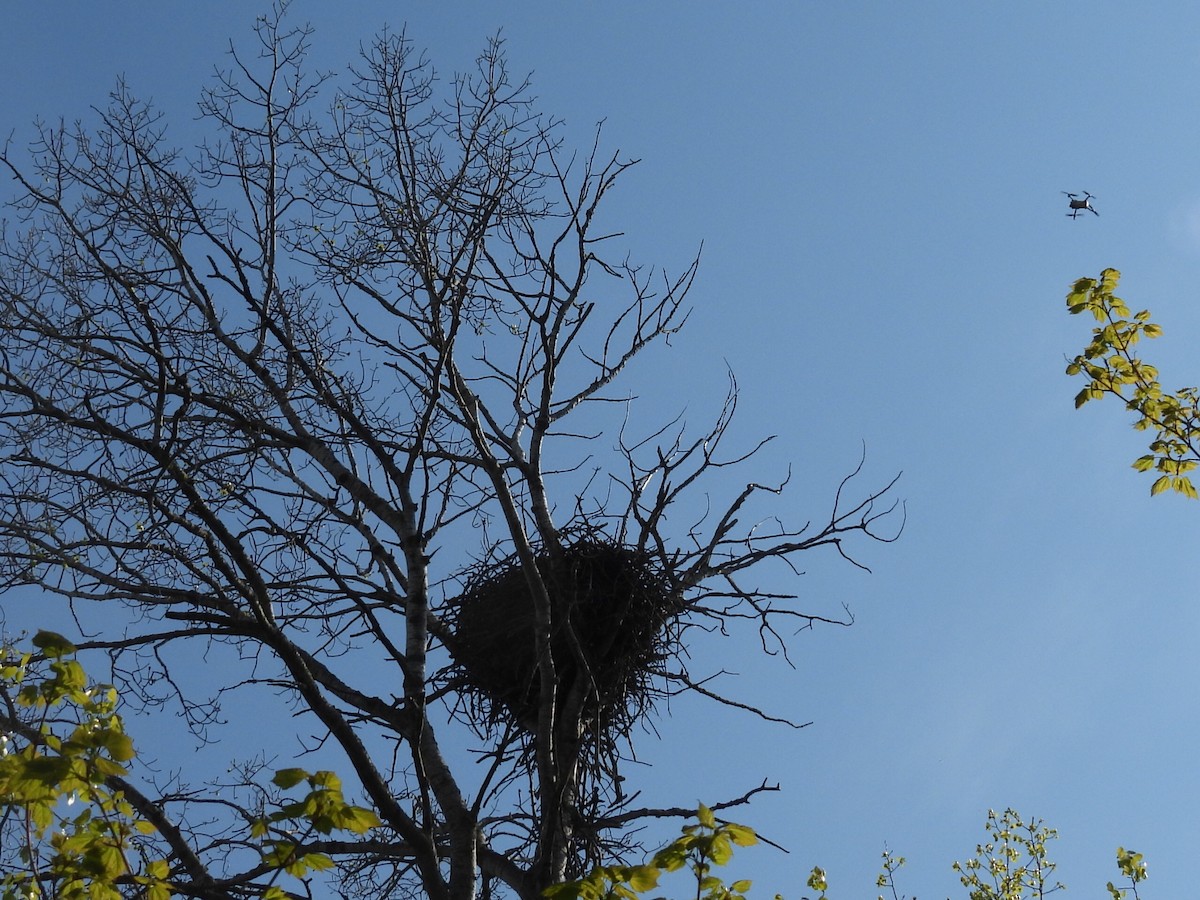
[0,7,900,900]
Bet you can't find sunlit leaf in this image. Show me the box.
[1131,455,1156,472]
[627,866,659,891]
[709,835,732,865]
[724,823,757,847]
[302,852,335,872]
[31,631,76,658]
[99,731,135,762]
[272,768,310,789]
[339,805,383,834]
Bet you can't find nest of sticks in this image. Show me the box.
[444,538,683,741]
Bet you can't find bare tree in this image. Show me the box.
[0,7,900,900]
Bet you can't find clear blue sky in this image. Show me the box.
[3,2,1199,896]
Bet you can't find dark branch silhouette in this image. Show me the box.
[0,6,901,900]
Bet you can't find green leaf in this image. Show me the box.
[52,659,87,692]
[272,768,309,789]
[627,866,659,892]
[339,805,383,834]
[94,841,128,879]
[651,843,689,872]
[92,757,129,778]
[302,852,335,872]
[696,804,715,829]
[724,824,757,847]
[1132,455,1156,472]
[99,731,135,762]
[31,631,76,658]
[311,770,341,790]
[264,840,298,870]
[708,834,732,865]
[145,859,170,880]
[1151,475,1171,496]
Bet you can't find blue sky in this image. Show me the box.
[3,2,1199,896]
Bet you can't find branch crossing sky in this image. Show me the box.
[2,3,1198,895]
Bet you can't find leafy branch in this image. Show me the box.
[0,634,383,900]
[0,630,167,900]
[1065,268,1200,498]
[543,805,757,900]
[544,807,1149,900]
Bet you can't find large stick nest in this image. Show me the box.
[443,538,683,741]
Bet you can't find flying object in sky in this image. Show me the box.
[1063,191,1098,218]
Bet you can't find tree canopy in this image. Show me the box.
[0,6,900,899]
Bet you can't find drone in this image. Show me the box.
[1063,191,1098,218]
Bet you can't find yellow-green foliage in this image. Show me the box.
[251,767,382,898]
[0,634,381,900]
[1107,847,1148,900]
[0,631,168,900]
[547,808,1148,900]
[1065,268,1200,499]
[951,808,1063,900]
[0,646,1153,900]
[543,806,758,900]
